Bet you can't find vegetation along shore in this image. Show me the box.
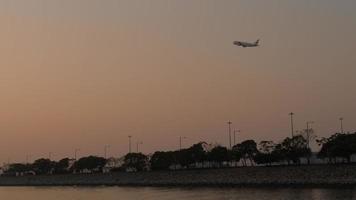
[1,132,356,187]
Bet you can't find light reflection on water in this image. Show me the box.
[0,187,355,200]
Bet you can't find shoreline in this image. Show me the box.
[0,183,355,188]
[1,165,356,188]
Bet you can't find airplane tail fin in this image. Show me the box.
[255,39,260,45]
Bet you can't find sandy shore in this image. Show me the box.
[0,165,355,187]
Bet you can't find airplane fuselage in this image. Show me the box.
[233,39,259,48]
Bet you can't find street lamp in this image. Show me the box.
[289,112,295,137]
[136,141,143,153]
[306,121,314,149]
[233,130,241,147]
[227,121,232,149]
[339,117,344,134]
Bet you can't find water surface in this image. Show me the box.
[0,187,355,200]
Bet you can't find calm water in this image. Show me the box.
[0,187,356,200]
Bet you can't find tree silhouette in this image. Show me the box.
[318,132,356,163]
[254,141,277,165]
[150,151,174,170]
[207,146,230,167]
[233,140,258,166]
[54,158,71,174]
[6,163,32,175]
[123,153,148,171]
[74,156,107,172]
[275,135,311,165]
[32,158,55,175]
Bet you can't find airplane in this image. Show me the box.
[233,39,260,48]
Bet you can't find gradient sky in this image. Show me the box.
[0,0,355,163]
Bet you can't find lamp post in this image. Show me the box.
[289,112,295,137]
[306,121,314,149]
[227,121,232,149]
[339,117,344,134]
[136,141,143,153]
[233,130,240,147]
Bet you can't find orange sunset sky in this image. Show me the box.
[0,0,355,163]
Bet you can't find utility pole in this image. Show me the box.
[136,141,143,153]
[233,130,240,147]
[227,121,232,149]
[48,152,52,160]
[289,112,295,137]
[128,136,132,153]
[104,145,110,159]
[306,121,314,149]
[339,117,344,134]
[179,136,186,150]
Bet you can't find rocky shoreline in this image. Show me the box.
[0,165,355,187]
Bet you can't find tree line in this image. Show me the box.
[3,132,356,176]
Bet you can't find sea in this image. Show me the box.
[0,187,355,200]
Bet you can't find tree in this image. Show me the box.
[254,141,277,165]
[150,142,208,170]
[54,158,71,174]
[297,128,316,149]
[271,143,287,164]
[150,151,174,170]
[32,158,55,175]
[207,146,230,167]
[188,142,207,166]
[176,142,208,168]
[74,156,107,172]
[318,133,356,163]
[123,153,148,171]
[233,140,258,166]
[275,135,311,165]
[5,163,32,176]
[231,147,242,165]
[173,149,190,168]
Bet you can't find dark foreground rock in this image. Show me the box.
[0,165,356,187]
